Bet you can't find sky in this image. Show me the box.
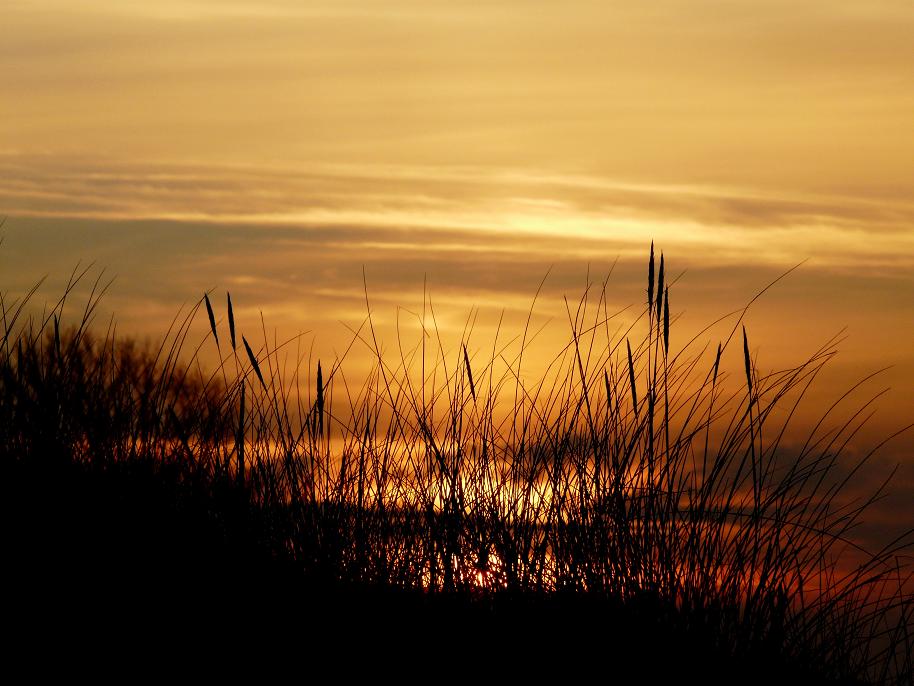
[1,1,913,525]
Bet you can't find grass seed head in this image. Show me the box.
[713,342,722,384]
[204,292,219,350]
[742,325,753,396]
[627,337,638,413]
[656,253,665,329]
[227,291,236,350]
[242,335,266,389]
[463,344,476,401]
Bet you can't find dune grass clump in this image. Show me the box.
[1,250,912,682]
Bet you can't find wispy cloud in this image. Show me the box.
[4,155,914,272]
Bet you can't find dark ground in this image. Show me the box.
[2,454,864,684]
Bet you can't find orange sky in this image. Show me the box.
[1,2,912,522]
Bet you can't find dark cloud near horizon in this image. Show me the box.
[4,214,911,368]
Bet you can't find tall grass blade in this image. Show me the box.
[237,380,245,486]
[648,240,655,312]
[627,337,638,415]
[316,360,324,437]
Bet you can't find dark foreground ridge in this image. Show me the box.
[5,455,861,685]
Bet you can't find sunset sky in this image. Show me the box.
[2,0,913,498]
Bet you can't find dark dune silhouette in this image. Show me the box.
[2,254,910,683]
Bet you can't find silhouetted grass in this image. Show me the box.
[2,252,912,682]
